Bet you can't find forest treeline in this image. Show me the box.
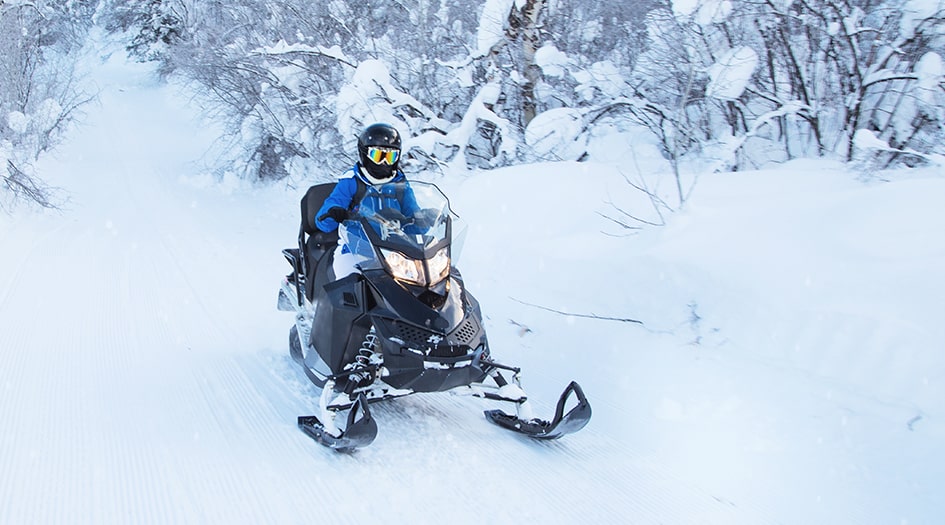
[2,0,943,207]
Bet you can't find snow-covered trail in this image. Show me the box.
[0,49,303,523]
[5,33,945,525]
[0,42,783,524]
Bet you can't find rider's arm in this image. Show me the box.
[315,178,358,232]
[401,184,422,217]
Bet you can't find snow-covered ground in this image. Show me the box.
[1,40,943,525]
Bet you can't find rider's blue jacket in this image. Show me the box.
[315,164,407,233]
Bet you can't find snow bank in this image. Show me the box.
[524,108,586,160]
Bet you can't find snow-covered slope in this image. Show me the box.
[1,40,942,524]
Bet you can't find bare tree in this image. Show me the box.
[2,160,61,211]
[0,0,94,210]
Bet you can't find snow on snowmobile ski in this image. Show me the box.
[277,180,590,451]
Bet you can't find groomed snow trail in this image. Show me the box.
[0,42,784,524]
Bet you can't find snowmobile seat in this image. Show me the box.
[299,183,340,300]
[301,184,340,239]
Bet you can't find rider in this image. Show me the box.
[315,122,412,280]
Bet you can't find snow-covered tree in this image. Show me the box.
[94,0,943,185]
[100,0,657,179]
[1,0,95,209]
[98,0,185,67]
[626,0,945,171]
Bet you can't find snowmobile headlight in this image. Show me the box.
[380,248,425,285]
[427,247,450,285]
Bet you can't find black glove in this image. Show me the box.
[318,206,349,223]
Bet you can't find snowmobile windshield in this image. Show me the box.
[341,181,459,286]
[361,182,449,245]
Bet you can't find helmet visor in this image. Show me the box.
[366,146,400,165]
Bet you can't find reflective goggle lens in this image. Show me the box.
[367,146,400,165]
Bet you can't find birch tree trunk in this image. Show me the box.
[503,0,547,127]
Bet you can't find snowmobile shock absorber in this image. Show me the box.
[491,369,508,387]
[339,329,381,395]
[356,329,379,367]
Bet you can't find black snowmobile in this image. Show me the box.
[278,180,590,451]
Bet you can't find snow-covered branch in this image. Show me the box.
[2,160,61,210]
[250,41,356,69]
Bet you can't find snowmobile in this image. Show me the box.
[277,180,590,451]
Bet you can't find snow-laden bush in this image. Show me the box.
[0,0,94,209]
[524,108,587,161]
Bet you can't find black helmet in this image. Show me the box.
[357,123,402,184]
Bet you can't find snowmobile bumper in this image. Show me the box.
[484,381,591,440]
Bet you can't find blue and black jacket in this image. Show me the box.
[314,164,410,233]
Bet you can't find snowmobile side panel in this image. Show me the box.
[289,325,304,363]
[290,325,331,388]
[311,274,372,374]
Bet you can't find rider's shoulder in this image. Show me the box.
[335,169,362,190]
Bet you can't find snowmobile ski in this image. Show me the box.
[484,381,591,440]
[297,393,377,452]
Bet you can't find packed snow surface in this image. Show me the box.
[1,38,943,525]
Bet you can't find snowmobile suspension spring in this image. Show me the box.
[356,330,380,367]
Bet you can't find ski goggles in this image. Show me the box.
[366,146,400,165]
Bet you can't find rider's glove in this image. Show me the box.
[318,207,349,223]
